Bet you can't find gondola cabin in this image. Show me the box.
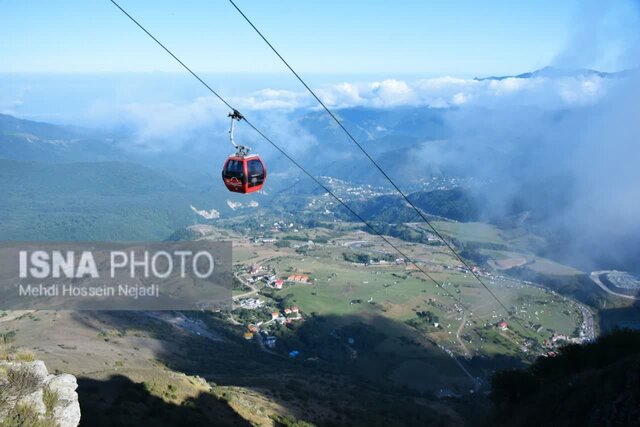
[222,154,266,194]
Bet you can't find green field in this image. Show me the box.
[239,233,583,366]
[430,221,506,245]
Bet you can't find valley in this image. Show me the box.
[1,107,638,425]
[0,212,598,425]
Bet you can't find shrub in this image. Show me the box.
[14,352,34,363]
[6,366,41,397]
[0,403,57,427]
[1,332,16,345]
[1,366,48,426]
[43,387,59,415]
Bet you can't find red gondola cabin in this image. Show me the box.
[222,154,266,194]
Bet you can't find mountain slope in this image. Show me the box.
[0,113,126,162]
[489,329,640,427]
[475,66,629,81]
[0,159,217,240]
[343,187,482,223]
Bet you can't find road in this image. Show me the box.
[232,271,259,300]
[232,255,281,301]
[574,300,596,341]
[590,271,639,301]
[455,316,471,357]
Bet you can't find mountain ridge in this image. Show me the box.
[474,65,633,81]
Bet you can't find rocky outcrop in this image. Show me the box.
[0,360,81,427]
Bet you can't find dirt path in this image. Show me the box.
[232,272,259,300]
[455,316,470,357]
[0,310,35,323]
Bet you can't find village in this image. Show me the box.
[224,220,591,361]
[232,260,309,355]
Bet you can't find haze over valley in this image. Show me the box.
[2,1,640,425]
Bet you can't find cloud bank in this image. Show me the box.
[232,73,612,111]
[108,71,618,151]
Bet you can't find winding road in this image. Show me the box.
[232,272,260,300]
[590,271,639,301]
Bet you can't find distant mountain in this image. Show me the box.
[296,105,450,144]
[341,187,482,223]
[409,187,482,221]
[0,113,232,174]
[475,66,631,81]
[0,113,127,162]
[0,113,271,240]
[0,108,474,191]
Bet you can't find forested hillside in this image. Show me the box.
[488,329,640,426]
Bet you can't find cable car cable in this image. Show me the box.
[226,0,525,330]
[107,1,533,358]
[242,117,475,315]
[108,0,233,112]
[107,0,474,316]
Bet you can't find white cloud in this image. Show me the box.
[229,74,614,112]
[315,82,363,106]
[417,76,473,89]
[190,205,220,220]
[77,72,618,151]
[226,200,259,210]
[232,89,309,111]
[558,76,604,103]
[0,85,31,116]
[95,96,228,150]
[451,92,469,105]
[369,79,417,107]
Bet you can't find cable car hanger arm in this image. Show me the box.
[228,109,250,156]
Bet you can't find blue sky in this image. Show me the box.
[2,0,638,125]
[1,0,589,76]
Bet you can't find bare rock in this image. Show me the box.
[0,360,81,427]
[46,374,81,427]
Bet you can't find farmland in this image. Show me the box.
[226,218,588,395]
[0,216,592,423]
